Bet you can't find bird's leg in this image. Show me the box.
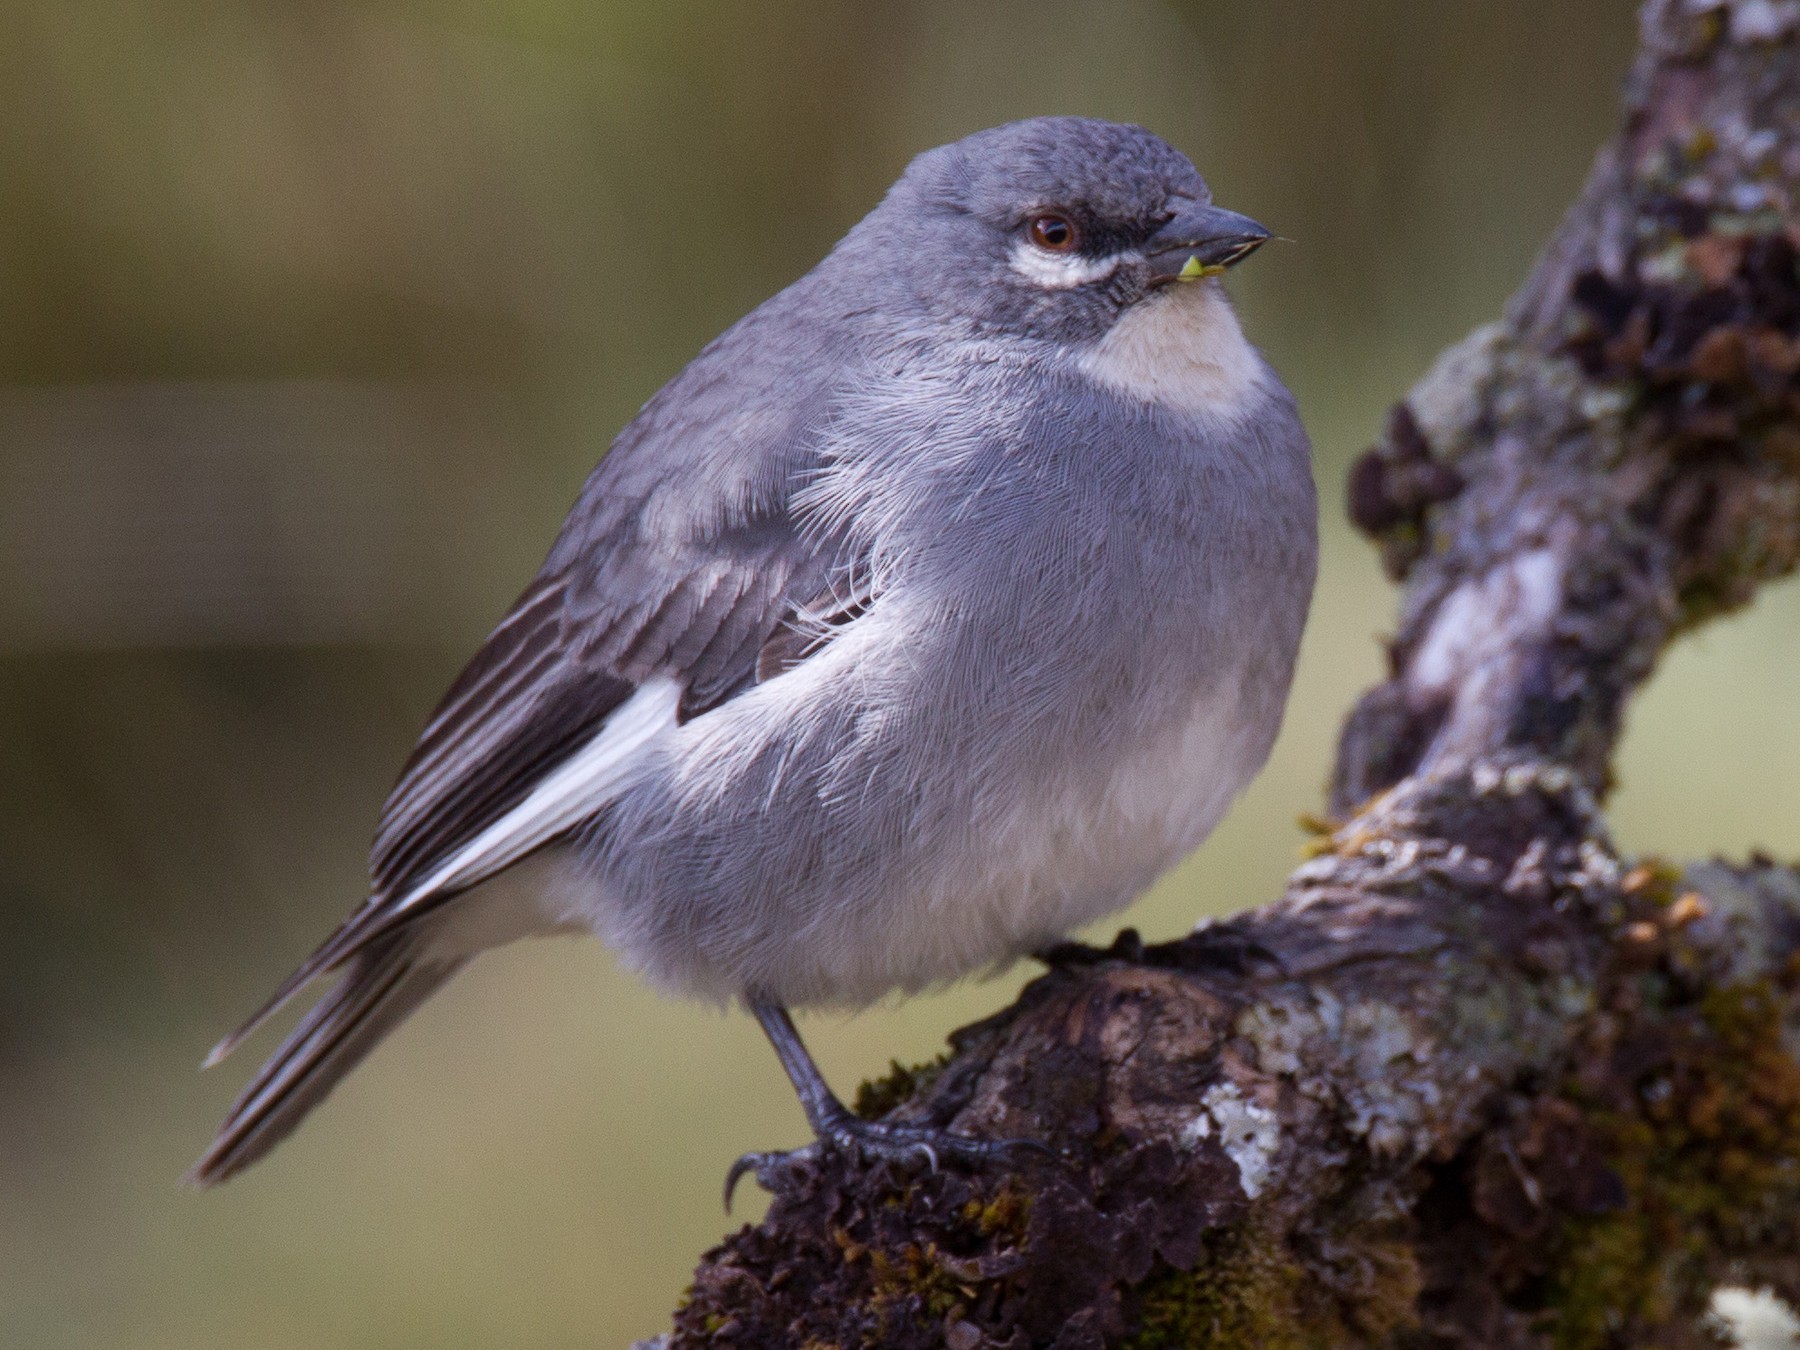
[724,998,1049,1209]
[750,1000,863,1143]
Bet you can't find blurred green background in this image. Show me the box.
[5,2,1800,1347]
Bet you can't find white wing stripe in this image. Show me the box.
[396,677,681,909]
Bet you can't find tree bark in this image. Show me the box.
[657,3,1800,1345]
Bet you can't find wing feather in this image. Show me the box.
[370,602,629,898]
[211,282,868,1060]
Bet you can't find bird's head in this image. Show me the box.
[863,116,1270,348]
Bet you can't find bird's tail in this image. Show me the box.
[188,937,464,1187]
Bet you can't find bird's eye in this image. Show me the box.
[1027,213,1079,252]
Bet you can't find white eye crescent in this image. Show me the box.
[1009,241,1134,290]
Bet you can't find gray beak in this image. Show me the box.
[1144,203,1271,285]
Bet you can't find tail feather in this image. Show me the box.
[201,902,411,1069]
[189,939,464,1187]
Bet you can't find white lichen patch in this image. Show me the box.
[1723,0,1800,44]
[1548,973,1599,1021]
[1513,762,1572,796]
[1405,321,1506,457]
[1709,1287,1800,1346]
[1349,999,1426,1070]
[1469,758,1602,826]
[1237,989,1336,1079]
[1237,989,1441,1159]
[1287,854,1341,886]
[1182,1082,1281,1200]
[1577,383,1633,424]
[1338,1000,1439,1156]
[1411,549,1563,704]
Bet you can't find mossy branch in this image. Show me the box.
[658,3,1800,1346]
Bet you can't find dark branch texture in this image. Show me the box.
[657,3,1800,1345]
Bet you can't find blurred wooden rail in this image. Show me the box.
[0,381,534,651]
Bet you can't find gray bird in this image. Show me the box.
[192,116,1317,1190]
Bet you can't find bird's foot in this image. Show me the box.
[1033,926,1144,968]
[1034,923,1283,978]
[724,1114,1051,1210]
[1169,920,1284,976]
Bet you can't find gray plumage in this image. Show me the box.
[193,116,1316,1185]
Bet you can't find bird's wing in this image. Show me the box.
[370,505,832,905]
[211,318,860,1061]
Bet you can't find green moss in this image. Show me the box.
[1125,1218,1421,1348]
[1619,858,1684,907]
[960,1178,1032,1241]
[853,1053,951,1121]
[1549,977,1800,1348]
[1676,497,1800,630]
[1123,1224,1312,1350]
[820,1178,1034,1340]
[867,1241,969,1320]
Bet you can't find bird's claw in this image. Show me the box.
[723,1120,1053,1211]
[724,1146,815,1211]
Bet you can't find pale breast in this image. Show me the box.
[1077,280,1266,420]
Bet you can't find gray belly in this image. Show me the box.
[581,620,1293,1009]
